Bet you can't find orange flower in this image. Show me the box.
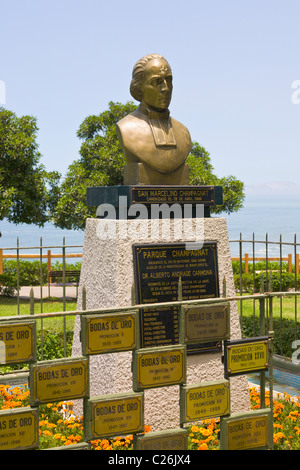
[273,432,286,444]
[198,443,209,450]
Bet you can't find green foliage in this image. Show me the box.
[232,260,299,293]
[234,271,299,293]
[51,101,137,230]
[51,101,245,230]
[187,143,245,215]
[0,260,82,296]
[0,107,60,226]
[36,330,74,360]
[241,316,300,358]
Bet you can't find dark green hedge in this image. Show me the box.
[241,316,300,359]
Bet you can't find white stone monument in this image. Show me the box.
[72,211,250,430]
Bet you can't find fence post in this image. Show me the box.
[259,295,266,409]
[288,254,292,273]
[17,237,20,315]
[239,233,243,322]
[268,294,274,446]
[30,288,34,315]
[47,250,51,297]
[244,253,249,275]
[0,248,3,275]
[82,284,86,311]
[62,237,66,312]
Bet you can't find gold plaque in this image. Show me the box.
[184,303,229,343]
[89,393,144,439]
[222,412,271,450]
[0,321,35,364]
[225,338,269,376]
[134,429,188,450]
[30,358,88,405]
[181,380,229,422]
[0,407,38,450]
[133,345,186,390]
[83,312,137,354]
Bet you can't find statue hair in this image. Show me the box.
[130,54,172,102]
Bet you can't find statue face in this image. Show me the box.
[141,58,173,111]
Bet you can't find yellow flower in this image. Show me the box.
[200,427,213,437]
[190,425,199,433]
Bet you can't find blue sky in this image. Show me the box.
[2,0,300,204]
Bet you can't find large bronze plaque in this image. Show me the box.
[133,242,219,353]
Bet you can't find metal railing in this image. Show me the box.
[230,233,300,357]
[0,290,277,450]
[1,232,300,358]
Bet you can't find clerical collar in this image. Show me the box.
[139,105,176,148]
[139,104,170,120]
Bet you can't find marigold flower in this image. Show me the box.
[274,423,283,429]
[273,432,286,444]
[190,425,199,433]
[200,427,213,437]
[198,443,209,450]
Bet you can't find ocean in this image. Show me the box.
[0,202,299,259]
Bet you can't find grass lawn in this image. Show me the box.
[237,294,300,321]
[0,296,77,331]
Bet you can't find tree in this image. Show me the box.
[187,143,245,214]
[51,101,245,230]
[0,107,60,226]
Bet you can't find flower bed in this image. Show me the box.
[1,384,300,450]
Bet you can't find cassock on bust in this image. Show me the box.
[116,104,191,185]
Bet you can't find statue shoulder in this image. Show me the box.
[116,109,151,150]
[170,116,192,146]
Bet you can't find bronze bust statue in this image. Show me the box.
[116,54,192,185]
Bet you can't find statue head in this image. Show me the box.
[130,54,173,111]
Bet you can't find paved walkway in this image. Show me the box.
[18,284,78,299]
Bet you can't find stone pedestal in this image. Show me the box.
[72,217,250,430]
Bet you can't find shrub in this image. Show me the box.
[0,260,82,296]
[234,271,300,293]
[241,316,300,358]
